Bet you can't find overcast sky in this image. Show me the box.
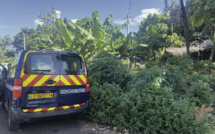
[0,0,165,37]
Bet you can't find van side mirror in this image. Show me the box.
[7,63,11,70]
[0,66,2,76]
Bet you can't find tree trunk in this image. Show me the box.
[180,0,190,55]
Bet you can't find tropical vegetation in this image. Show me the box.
[0,0,215,133]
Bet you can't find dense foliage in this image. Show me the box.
[0,35,15,63]
[1,0,215,133]
[88,51,132,89]
[88,52,215,133]
[186,81,213,107]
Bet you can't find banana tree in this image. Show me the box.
[154,48,166,66]
[58,11,128,56]
[35,34,64,51]
[142,24,168,60]
[59,18,97,54]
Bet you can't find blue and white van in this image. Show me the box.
[3,50,90,131]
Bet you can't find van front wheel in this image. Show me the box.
[8,110,20,131]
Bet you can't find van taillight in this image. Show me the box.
[13,78,23,99]
[86,78,90,93]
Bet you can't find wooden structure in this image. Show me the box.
[166,40,214,61]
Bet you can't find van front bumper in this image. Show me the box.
[10,101,89,123]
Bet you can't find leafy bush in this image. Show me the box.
[88,55,215,133]
[168,57,179,65]
[186,81,214,106]
[193,60,210,73]
[89,83,123,124]
[89,67,199,133]
[114,82,197,133]
[168,57,215,75]
[88,51,132,89]
[119,68,214,133]
[166,33,184,47]
[128,66,185,96]
[186,74,215,106]
[186,74,215,85]
[169,56,195,75]
[193,60,215,74]
[145,62,157,69]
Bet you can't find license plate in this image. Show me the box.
[28,93,53,99]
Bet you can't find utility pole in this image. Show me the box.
[127,14,129,35]
[127,0,133,35]
[23,33,26,50]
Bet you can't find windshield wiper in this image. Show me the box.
[31,69,51,72]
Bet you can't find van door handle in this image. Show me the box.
[45,80,56,85]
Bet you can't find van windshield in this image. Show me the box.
[24,53,85,75]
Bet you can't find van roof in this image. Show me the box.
[21,50,82,56]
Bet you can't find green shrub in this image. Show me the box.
[178,58,194,75]
[145,61,157,69]
[166,33,184,47]
[186,74,215,106]
[89,68,199,133]
[88,83,123,124]
[88,51,132,89]
[128,66,185,96]
[88,55,215,133]
[193,60,210,73]
[186,74,214,85]
[186,81,214,106]
[113,82,179,133]
[193,60,215,74]
[168,57,215,75]
[168,56,195,75]
[113,71,210,133]
[168,57,180,65]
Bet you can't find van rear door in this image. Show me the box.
[58,53,89,107]
[21,51,61,109]
[20,51,89,112]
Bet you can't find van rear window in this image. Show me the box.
[24,53,85,75]
[25,53,59,75]
[60,54,85,75]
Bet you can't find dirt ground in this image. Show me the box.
[0,102,121,134]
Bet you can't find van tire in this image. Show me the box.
[8,110,20,131]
